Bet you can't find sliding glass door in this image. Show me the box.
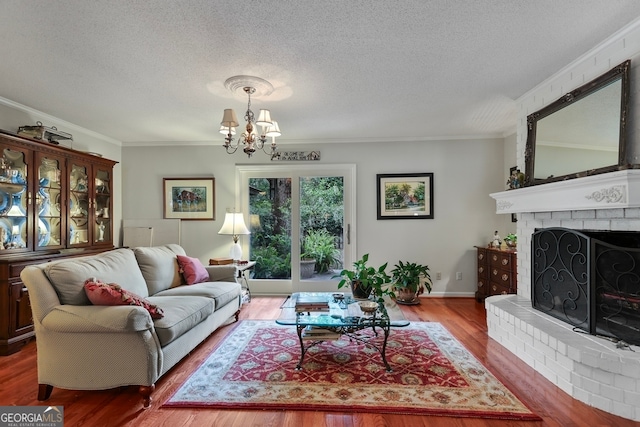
[238,164,355,294]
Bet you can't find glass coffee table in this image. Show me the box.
[276,292,409,372]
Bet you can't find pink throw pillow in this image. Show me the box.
[176,255,209,285]
[84,278,164,319]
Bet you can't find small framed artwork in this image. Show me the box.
[377,173,434,220]
[163,178,215,220]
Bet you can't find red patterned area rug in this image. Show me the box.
[163,320,540,420]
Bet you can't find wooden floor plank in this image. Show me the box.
[0,297,635,427]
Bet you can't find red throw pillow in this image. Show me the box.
[84,278,164,319]
[176,255,209,285]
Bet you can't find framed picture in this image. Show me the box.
[163,178,215,220]
[377,173,434,220]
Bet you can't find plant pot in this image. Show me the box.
[394,287,420,305]
[350,280,372,299]
[300,259,316,279]
[505,240,517,249]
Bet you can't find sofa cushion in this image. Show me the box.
[134,244,186,295]
[154,281,241,310]
[146,295,214,346]
[44,248,149,305]
[84,278,164,319]
[176,255,209,285]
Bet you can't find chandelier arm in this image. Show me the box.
[224,143,240,154]
[261,139,277,156]
[223,133,241,153]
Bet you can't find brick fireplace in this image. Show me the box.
[488,170,640,421]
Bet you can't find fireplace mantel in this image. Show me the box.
[491,170,640,213]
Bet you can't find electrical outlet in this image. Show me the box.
[436,272,442,280]
[456,272,462,280]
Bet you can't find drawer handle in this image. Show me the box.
[492,285,497,291]
[478,281,484,288]
[492,255,498,261]
[479,254,484,260]
[478,267,484,273]
[492,269,498,276]
[502,259,508,265]
[502,274,509,281]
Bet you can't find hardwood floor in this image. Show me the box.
[1,297,636,427]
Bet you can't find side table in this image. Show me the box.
[235,261,256,302]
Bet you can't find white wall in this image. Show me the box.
[122,137,511,297]
[0,98,123,244]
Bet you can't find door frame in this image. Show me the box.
[236,163,356,295]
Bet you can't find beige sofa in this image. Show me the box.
[20,244,242,407]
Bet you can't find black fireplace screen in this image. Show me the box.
[532,227,640,345]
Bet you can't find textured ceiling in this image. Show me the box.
[1,1,640,145]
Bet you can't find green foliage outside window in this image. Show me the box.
[249,176,344,279]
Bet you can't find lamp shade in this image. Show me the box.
[256,109,272,127]
[218,212,250,236]
[265,121,281,137]
[221,109,239,127]
[218,212,250,261]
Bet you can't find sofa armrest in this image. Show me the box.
[205,265,238,283]
[41,305,154,333]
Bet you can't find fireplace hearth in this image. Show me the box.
[532,227,640,346]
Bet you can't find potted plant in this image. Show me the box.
[332,253,393,301]
[504,233,517,248]
[390,260,432,305]
[301,229,340,278]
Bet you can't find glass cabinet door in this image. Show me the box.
[0,146,30,251]
[94,166,111,244]
[36,154,63,248]
[69,162,89,246]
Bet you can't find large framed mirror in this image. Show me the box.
[524,60,631,186]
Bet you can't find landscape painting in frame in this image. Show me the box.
[163,178,215,220]
[377,173,434,220]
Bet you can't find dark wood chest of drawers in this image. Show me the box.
[475,246,517,302]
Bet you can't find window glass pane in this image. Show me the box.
[300,176,344,281]
[249,177,292,279]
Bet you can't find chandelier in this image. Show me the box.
[220,75,281,158]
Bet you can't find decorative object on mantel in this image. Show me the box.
[17,121,73,146]
[220,75,282,158]
[506,166,524,190]
[271,151,320,161]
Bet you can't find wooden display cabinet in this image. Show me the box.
[475,246,517,302]
[0,130,117,355]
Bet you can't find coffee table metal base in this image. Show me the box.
[295,322,393,372]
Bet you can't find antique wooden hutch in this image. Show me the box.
[0,130,117,355]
